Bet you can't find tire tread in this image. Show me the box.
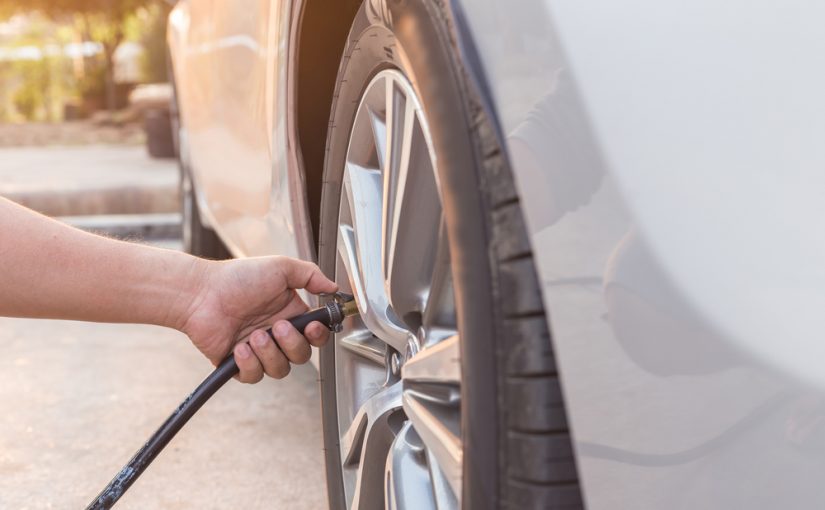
[478,113,584,509]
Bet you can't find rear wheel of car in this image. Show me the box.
[316,2,583,509]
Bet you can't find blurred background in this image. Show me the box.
[0,2,326,508]
[0,0,180,222]
[0,0,170,124]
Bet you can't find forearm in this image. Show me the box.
[0,198,205,329]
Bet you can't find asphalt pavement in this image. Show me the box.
[0,144,328,509]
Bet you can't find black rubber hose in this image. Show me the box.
[86,304,341,510]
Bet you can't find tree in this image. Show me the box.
[0,0,166,112]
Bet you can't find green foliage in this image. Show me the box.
[13,80,38,119]
[8,55,76,121]
[0,0,166,112]
[0,1,152,22]
[77,60,106,100]
[0,13,79,121]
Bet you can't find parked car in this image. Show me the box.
[168,1,825,509]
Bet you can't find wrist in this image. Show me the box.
[167,254,212,332]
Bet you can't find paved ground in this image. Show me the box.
[0,316,328,510]
[0,139,328,510]
[0,145,178,216]
[0,121,143,148]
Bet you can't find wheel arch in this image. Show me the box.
[291,0,508,252]
[290,0,362,251]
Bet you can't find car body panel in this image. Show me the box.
[169,0,306,263]
[171,0,825,507]
[457,0,825,508]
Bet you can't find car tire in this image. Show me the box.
[316,1,583,509]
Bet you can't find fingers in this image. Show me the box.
[303,320,331,348]
[240,320,326,383]
[278,257,337,295]
[234,343,264,384]
[270,320,312,364]
[249,329,291,379]
[233,317,329,384]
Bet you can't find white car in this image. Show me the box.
[169,1,825,508]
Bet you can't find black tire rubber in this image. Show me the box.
[316,1,583,509]
[144,108,176,159]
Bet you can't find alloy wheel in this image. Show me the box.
[334,69,463,509]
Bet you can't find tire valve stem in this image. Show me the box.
[337,293,360,321]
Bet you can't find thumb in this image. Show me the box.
[279,257,337,295]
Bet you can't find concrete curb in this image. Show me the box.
[0,144,180,217]
[60,213,182,240]
[4,185,178,217]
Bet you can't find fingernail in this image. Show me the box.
[253,331,268,347]
[236,344,250,359]
[306,326,319,340]
[275,321,290,337]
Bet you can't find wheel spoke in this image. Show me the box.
[341,383,402,465]
[382,82,415,288]
[385,423,437,510]
[426,451,460,510]
[402,391,462,500]
[382,76,403,173]
[381,81,443,323]
[402,335,460,385]
[421,216,455,334]
[367,104,387,171]
[402,335,462,501]
[340,161,409,351]
[338,330,387,366]
[341,383,403,509]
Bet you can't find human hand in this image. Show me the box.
[179,256,337,383]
